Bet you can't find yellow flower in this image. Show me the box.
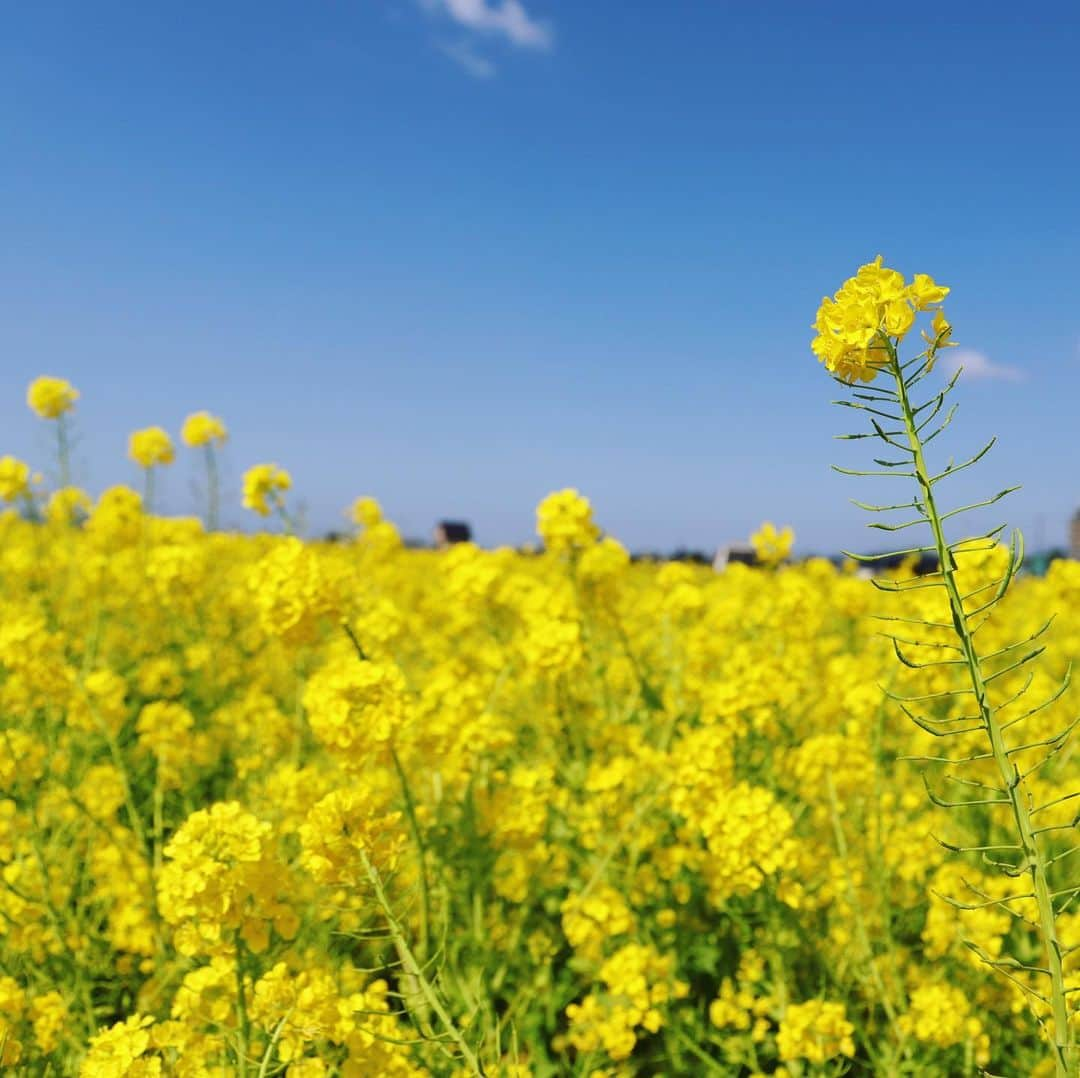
[811,257,951,383]
[349,495,384,528]
[562,885,635,962]
[0,976,25,1066]
[298,788,405,886]
[908,272,950,310]
[777,999,855,1064]
[157,801,294,957]
[750,521,794,566]
[565,944,686,1062]
[577,536,630,603]
[30,991,68,1053]
[136,701,195,789]
[85,485,144,547]
[536,488,599,554]
[897,982,982,1051]
[80,1014,158,1075]
[882,298,915,338]
[0,456,31,502]
[303,657,410,762]
[248,536,343,645]
[931,309,954,346]
[181,411,228,447]
[242,463,292,516]
[27,376,79,419]
[46,486,91,524]
[128,427,175,468]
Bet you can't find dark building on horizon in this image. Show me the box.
[434,520,472,548]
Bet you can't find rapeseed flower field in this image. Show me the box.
[2,263,1079,1075]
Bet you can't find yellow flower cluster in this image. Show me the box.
[349,494,383,527]
[84,484,145,546]
[248,963,422,1073]
[776,999,855,1064]
[0,455,31,502]
[897,982,991,1065]
[242,461,292,516]
[536,487,600,554]
[47,485,91,524]
[81,1014,157,1077]
[303,655,411,763]
[750,520,793,566]
[811,255,951,382]
[298,787,406,887]
[156,801,299,956]
[562,885,636,963]
[248,536,344,645]
[26,375,79,418]
[128,426,176,468]
[564,943,689,1061]
[180,410,228,447]
[136,700,197,788]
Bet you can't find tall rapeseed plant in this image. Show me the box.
[815,257,1077,1076]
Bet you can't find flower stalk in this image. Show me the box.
[888,341,1073,1075]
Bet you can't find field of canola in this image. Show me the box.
[3,376,1080,1076]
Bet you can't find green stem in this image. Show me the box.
[600,595,663,715]
[234,937,250,1076]
[274,494,296,535]
[672,1028,726,1074]
[56,415,72,488]
[890,345,1073,1076]
[358,847,485,1076]
[20,491,41,523]
[93,699,152,860]
[390,745,432,961]
[256,1013,291,1078]
[205,444,220,531]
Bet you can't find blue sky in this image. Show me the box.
[2,2,1079,552]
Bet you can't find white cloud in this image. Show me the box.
[423,0,553,50]
[940,348,1026,382]
[439,39,497,79]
